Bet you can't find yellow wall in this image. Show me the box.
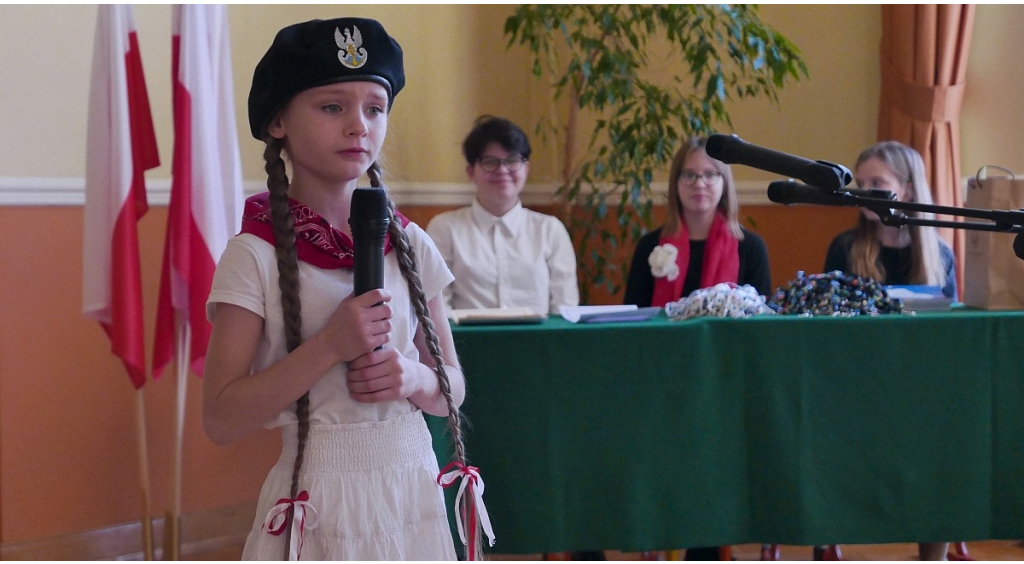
[726,4,881,180]
[0,4,539,184]
[2,4,1023,546]
[961,5,1024,174]
[4,5,1023,183]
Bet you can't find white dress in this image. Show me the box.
[207,222,457,561]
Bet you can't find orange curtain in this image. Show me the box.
[878,4,975,297]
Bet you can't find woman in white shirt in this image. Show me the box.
[427,115,579,314]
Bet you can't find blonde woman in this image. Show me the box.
[823,141,956,298]
[823,141,954,560]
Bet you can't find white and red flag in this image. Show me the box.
[83,4,160,390]
[153,4,243,379]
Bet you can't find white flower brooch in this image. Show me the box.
[648,243,680,281]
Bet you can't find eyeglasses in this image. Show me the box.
[678,170,723,185]
[478,156,527,173]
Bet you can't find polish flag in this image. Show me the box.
[153,4,243,379]
[83,5,160,390]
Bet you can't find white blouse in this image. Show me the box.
[426,199,579,315]
[206,222,454,428]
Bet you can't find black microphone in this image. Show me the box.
[767,181,895,206]
[349,187,391,297]
[706,133,853,190]
[1014,232,1024,261]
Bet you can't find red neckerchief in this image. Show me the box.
[651,212,740,307]
[239,192,410,269]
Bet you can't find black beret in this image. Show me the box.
[247,17,405,140]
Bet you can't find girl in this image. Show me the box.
[823,141,957,299]
[623,136,772,308]
[203,18,476,560]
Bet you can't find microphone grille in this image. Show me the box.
[705,133,740,162]
[1014,232,1024,261]
[351,187,390,220]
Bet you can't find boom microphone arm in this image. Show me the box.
[714,136,1024,257]
[768,180,1024,234]
[768,180,1024,259]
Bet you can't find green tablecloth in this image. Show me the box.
[428,310,1024,554]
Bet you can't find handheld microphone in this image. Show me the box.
[349,187,391,297]
[767,181,895,206]
[706,133,853,190]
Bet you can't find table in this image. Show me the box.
[428,311,1024,554]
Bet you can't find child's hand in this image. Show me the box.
[346,349,426,404]
[322,288,393,364]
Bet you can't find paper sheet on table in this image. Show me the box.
[448,307,546,325]
[885,285,953,311]
[559,305,662,323]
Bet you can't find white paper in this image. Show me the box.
[885,285,952,311]
[885,285,943,299]
[558,304,639,323]
[448,307,545,325]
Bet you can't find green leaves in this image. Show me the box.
[505,5,807,302]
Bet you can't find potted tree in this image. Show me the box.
[505,5,808,302]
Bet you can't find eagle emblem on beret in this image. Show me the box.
[335,26,368,69]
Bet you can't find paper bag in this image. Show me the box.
[963,166,1024,309]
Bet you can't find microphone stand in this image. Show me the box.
[768,174,1024,262]
[710,135,1024,237]
[769,180,1024,235]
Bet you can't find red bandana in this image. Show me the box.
[651,212,740,307]
[239,192,410,270]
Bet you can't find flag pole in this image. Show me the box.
[134,390,154,560]
[158,8,243,557]
[164,312,190,561]
[84,5,159,559]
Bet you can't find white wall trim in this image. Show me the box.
[0,177,89,206]
[0,176,774,207]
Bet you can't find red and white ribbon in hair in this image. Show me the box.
[437,462,495,556]
[262,490,319,561]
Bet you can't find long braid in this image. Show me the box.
[264,137,311,560]
[367,163,482,559]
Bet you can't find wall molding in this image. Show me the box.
[0,176,775,207]
[0,500,254,560]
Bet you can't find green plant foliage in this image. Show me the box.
[505,5,807,302]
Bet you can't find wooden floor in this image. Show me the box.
[194,540,1024,560]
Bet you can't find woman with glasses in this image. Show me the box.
[624,136,771,310]
[624,136,769,561]
[426,115,579,314]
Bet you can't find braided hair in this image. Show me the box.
[370,163,483,559]
[262,141,476,559]
[262,137,311,559]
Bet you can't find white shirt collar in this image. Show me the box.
[471,198,525,236]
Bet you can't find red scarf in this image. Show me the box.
[651,213,739,307]
[239,192,409,269]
